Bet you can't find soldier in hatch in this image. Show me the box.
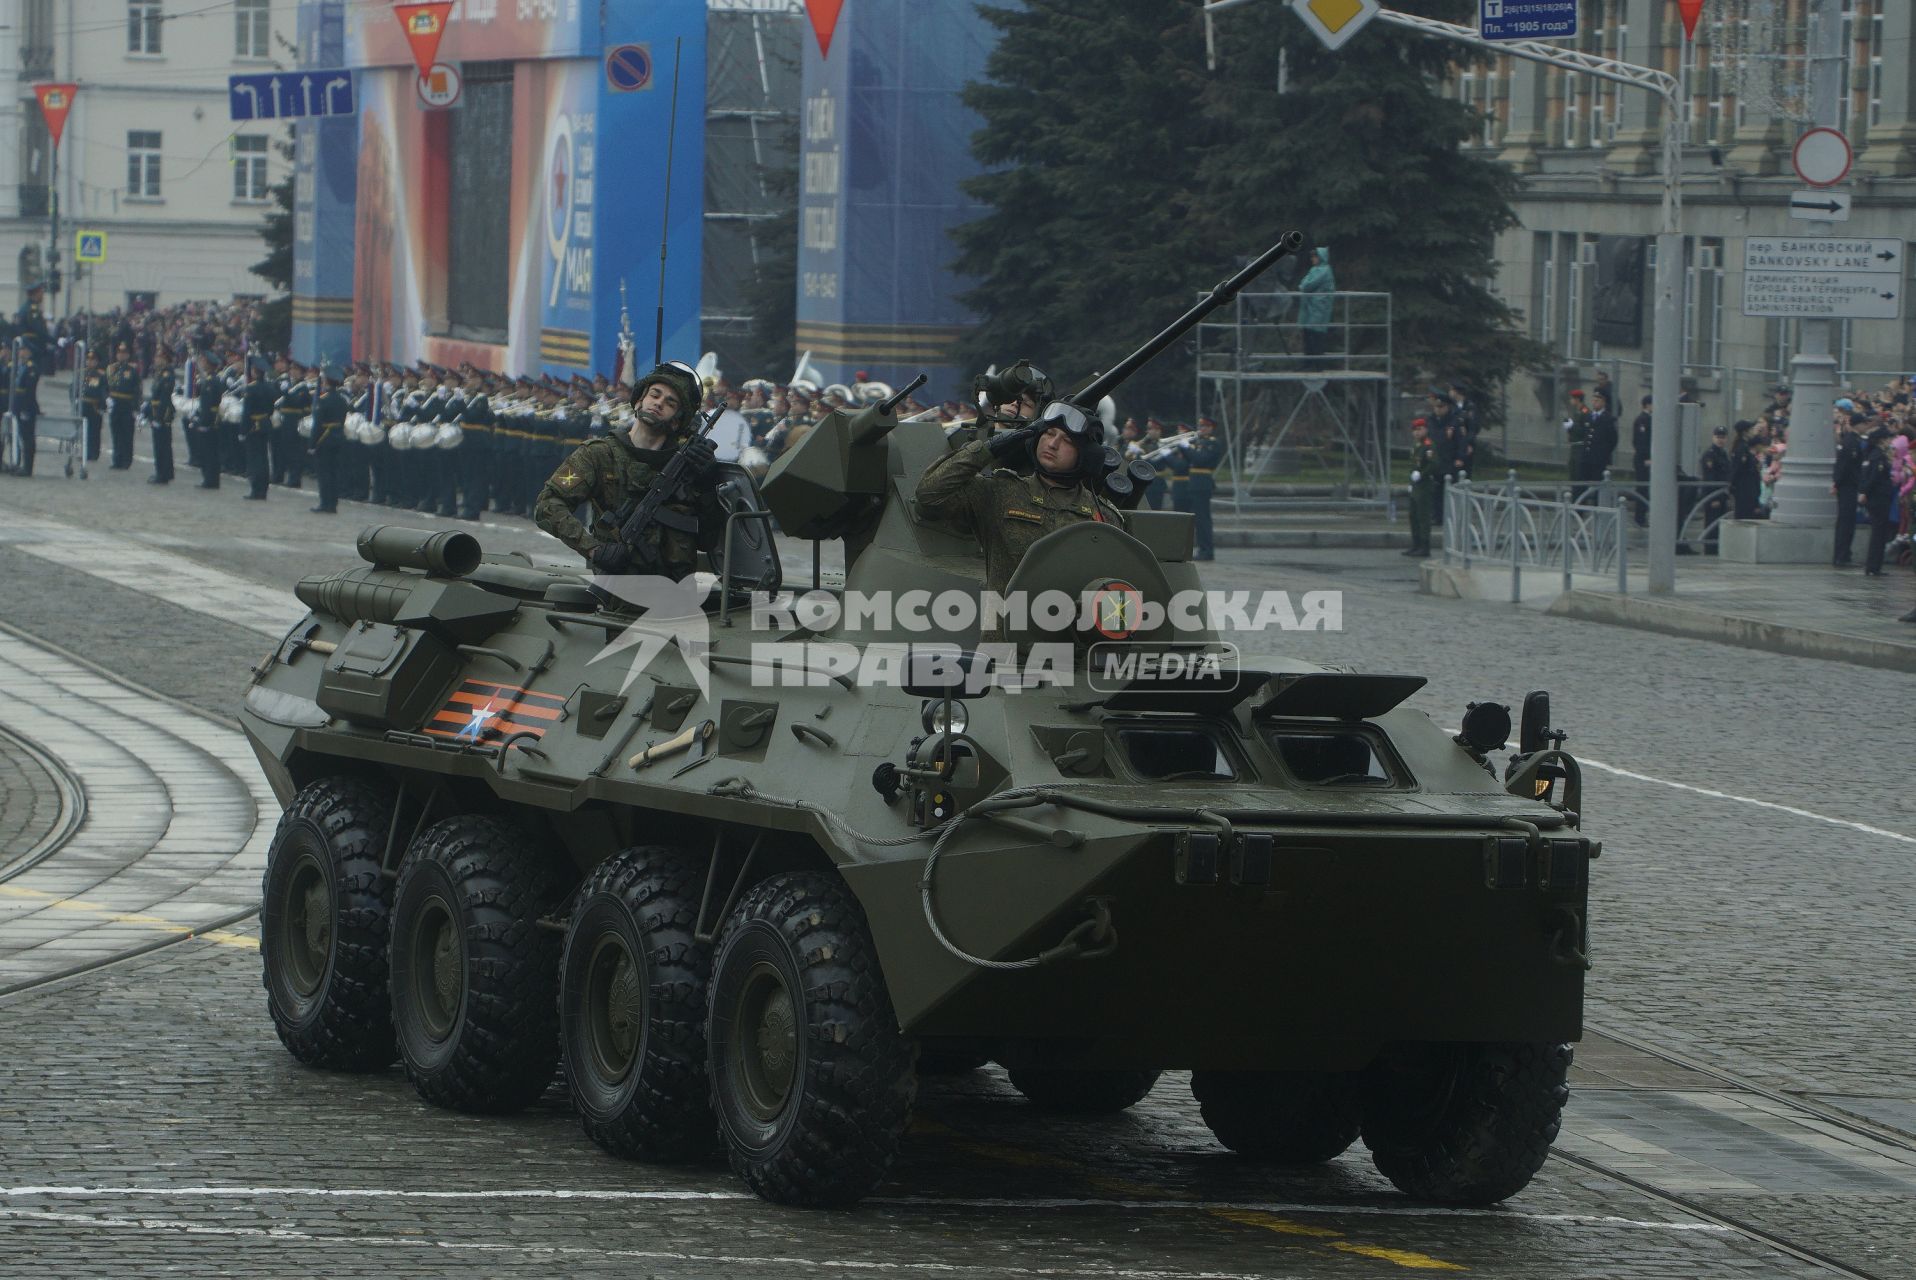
[534,359,722,582]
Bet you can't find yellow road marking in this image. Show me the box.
[1331,1241,1468,1271]
[0,885,258,950]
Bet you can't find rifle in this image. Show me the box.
[607,404,725,558]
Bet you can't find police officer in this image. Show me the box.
[309,365,349,515]
[1697,424,1730,555]
[240,356,277,500]
[1630,394,1654,528]
[534,360,720,579]
[1831,413,1864,568]
[1562,389,1592,501]
[1403,416,1436,558]
[79,346,107,463]
[1186,415,1222,561]
[146,346,177,484]
[1859,426,1896,576]
[915,397,1125,601]
[106,341,141,470]
[5,342,40,476]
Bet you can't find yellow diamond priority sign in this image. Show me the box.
[1289,0,1380,50]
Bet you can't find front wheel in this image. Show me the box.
[1361,1042,1570,1205]
[707,872,915,1207]
[1007,1068,1160,1115]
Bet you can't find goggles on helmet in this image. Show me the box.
[1036,401,1093,439]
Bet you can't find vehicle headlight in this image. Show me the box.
[921,699,968,736]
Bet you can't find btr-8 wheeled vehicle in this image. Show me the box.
[243,239,1595,1208]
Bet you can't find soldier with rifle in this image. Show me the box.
[533,358,721,581]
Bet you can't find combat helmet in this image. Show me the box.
[631,360,701,436]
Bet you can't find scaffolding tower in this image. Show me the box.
[1194,289,1394,512]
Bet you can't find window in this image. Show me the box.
[1113,727,1239,782]
[1684,238,1724,370]
[1565,234,1599,361]
[233,134,269,201]
[445,61,515,341]
[1264,728,1402,787]
[127,1,163,55]
[1533,233,1557,345]
[235,0,270,58]
[127,131,162,198]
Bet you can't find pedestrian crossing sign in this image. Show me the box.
[75,231,106,263]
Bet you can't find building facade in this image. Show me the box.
[1454,0,1914,463]
[2,0,296,316]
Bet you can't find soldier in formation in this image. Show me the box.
[2,342,40,476]
[106,341,141,470]
[1403,416,1436,559]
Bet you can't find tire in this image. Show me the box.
[260,777,397,1071]
[1007,1068,1160,1115]
[390,815,565,1113]
[1191,1070,1361,1164]
[1361,1042,1571,1205]
[707,872,915,1207]
[561,846,713,1161]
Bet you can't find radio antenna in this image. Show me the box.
[655,36,683,366]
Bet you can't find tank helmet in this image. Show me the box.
[632,359,701,434]
[1029,399,1107,484]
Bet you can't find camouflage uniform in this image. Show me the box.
[534,431,720,581]
[914,437,1127,598]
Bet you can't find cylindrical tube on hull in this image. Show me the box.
[356,525,482,577]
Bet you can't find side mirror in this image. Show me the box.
[1519,691,1551,756]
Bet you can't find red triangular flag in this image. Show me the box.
[392,2,454,80]
[805,0,844,59]
[1677,0,1704,40]
[32,83,78,150]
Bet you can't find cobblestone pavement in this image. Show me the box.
[1,467,1913,1276]
[0,722,65,871]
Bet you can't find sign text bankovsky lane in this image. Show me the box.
[229,69,355,121]
[1743,237,1903,321]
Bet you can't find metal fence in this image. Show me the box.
[1442,472,1627,602]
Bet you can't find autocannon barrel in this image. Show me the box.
[356,525,482,577]
[295,566,417,626]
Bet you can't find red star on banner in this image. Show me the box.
[805,0,844,59]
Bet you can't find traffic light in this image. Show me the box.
[48,267,62,295]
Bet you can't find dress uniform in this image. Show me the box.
[240,361,278,500]
[274,367,313,490]
[1860,429,1896,576]
[5,346,40,476]
[456,375,494,520]
[1698,428,1730,555]
[106,351,141,470]
[194,359,225,489]
[1165,425,1192,517]
[309,369,350,514]
[1185,418,1222,561]
[147,358,176,484]
[78,355,107,463]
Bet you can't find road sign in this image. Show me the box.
[394,2,454,79]
[74,231,106,264]
[1792,127,1851,187]
[416,62,462,108]
[1289,0,1380,52]
[605,44,653,92]
[229,70,355,121]
[1480,0,1577,41]
[1743,237,1903,321]
[1788,190,1851,222]
[31,83,77,149]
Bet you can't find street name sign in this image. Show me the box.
[1788,190,1851,222]
[1480,0,1577,41]
[229,70,356,121]
[1743,237,1903,321]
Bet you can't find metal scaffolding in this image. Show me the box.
[1194,288,1394,512]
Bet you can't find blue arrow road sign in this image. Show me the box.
[228,70,356,121]
[1480,0,1577,41]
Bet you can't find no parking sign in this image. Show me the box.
[604,44,652,93]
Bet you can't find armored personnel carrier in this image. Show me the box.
[244,244,1595,1210]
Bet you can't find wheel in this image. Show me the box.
[1361,1042,1571,1205]
[1007,1068,1160,1114]
[1191,1070,1361,1164]
[560,846,713,1161]
[390,815,565,1113]
[260,777,397,1071]
[916,1047,991,1076]
[707,872,915,1207]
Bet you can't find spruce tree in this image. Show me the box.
[951,0,1225,416]
[250,132,296,354]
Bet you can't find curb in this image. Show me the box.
[1215,529,1442,550]
[1548,589,1916,673]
